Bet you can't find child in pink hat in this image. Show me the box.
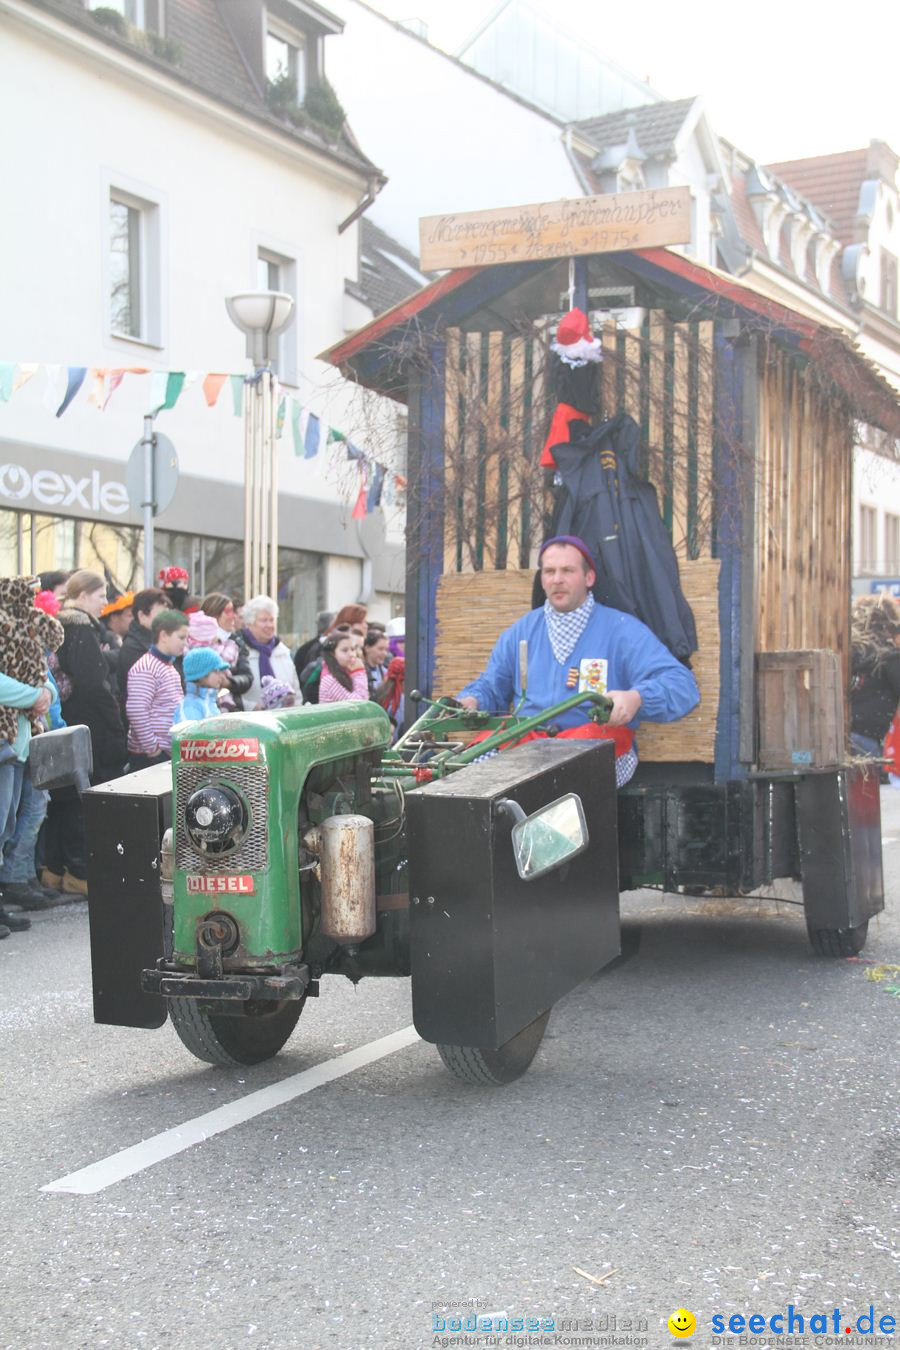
[185,611,239,710]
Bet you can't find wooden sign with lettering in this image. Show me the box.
[419,187,692,271]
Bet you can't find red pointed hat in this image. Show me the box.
[551,307,602,364]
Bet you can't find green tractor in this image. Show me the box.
[82,688,620,1085]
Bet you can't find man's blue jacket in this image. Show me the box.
[459,603,699,736]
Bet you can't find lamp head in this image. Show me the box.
[225,290,294,368]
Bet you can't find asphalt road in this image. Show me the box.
[1,794,898,1350]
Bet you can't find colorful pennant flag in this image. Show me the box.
[42,365,66,414]
[86,367,107,409]
[0,363,14,402]
[304,413,320,459]
[203,373,227,407]
[352,473,368,520]
[276,396,286,439]
[367,462,385,512]
[104,368,126,410]
[161,371,185,411]
[148,370,168,413]
[290,401,303,456]
[230,374,244,416]
[56,366,87,417]
[12,363,38,394]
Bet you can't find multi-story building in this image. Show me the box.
[328,0,900,596]
[0,0,409,642]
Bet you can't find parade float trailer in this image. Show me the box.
[61,194,900,1086]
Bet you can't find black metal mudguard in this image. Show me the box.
[405,740,620,1049]
[84,765,171,1029]
[796,764,885,929]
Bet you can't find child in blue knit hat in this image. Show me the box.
[173,646,230,726]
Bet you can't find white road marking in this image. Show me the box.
[881,836,898,845]
[41,1025,420,1195]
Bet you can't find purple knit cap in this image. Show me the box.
[538,535,596,571]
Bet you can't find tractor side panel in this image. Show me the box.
[407,740,620,1049]
[85,764,171,1028]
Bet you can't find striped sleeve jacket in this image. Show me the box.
[126,651,183,756]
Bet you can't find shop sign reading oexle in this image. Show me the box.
[0,462,129,515]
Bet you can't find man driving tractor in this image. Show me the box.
[458,536,700,785]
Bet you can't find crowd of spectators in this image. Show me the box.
[0,567,405,937]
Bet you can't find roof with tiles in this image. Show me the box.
[574,97,696,161]
[723,154,852,308]
[765,149,869,246]
[20,0,381,180]
[728,173,766,254]
[356,218,433,317]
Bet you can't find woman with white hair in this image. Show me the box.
[239,595,301,712]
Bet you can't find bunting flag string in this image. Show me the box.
[0,358,406,517]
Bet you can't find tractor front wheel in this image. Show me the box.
[167,996,304,1067]
[436,1010,550,1086]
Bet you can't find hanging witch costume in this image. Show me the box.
[536,307,697,666]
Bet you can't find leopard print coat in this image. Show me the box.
[0,576,65,745]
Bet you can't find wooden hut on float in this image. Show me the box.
[323,217,900,955]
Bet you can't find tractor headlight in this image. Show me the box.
[184,784,248,855]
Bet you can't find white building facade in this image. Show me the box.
[0,0,406,644]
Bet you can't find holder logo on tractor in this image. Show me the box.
[79,686,621,1085]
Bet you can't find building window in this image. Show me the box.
[89,0,163,32]
[108,188,161,346]
[886,513,900,573]
[859,504,878,573]
[266,28,306,104]
[110,199,141,338]
[256,246,297,382]
[880,251,898,317]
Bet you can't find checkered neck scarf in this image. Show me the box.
[544,593,595,665]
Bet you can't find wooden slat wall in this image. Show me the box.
[441,315,715,571]
[436,317,721,761]
[755,340,852,700]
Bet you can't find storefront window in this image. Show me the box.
[276,547,324,650]
[31,514,74,576]
[153,532,323,647]
[201,538,245,602]
[0,512,323,647]
[0,510,20,575]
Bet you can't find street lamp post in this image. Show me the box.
[225,290,295,602]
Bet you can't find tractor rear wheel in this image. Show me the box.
[806,920,869,958]
[167,997,304,1067]
[436,1010,550,1086]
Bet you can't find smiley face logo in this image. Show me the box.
[668,1308,697,1338]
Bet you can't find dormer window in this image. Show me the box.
[266,25,306,105]
[88,0,163,33]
